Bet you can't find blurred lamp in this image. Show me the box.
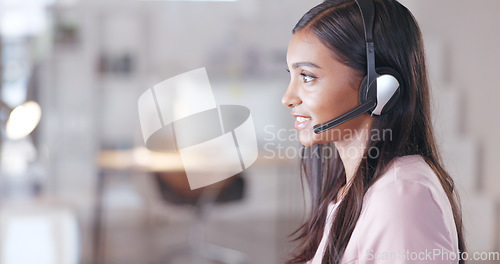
[1,101,42,140]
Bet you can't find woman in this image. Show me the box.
[281,0,465,263]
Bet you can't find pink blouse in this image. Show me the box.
[308,155,459,264]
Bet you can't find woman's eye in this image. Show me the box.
[301,73,316,83]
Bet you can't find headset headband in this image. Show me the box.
[355,0,378,95]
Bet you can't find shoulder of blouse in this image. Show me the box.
[325,155,459,264]
[363,154,445,203]
[348,154,459,261]
[362,154,449,216]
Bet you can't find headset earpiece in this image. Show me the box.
[359,67,402,116]
[373,67,402,115]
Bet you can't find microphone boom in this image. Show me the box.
[313,100,377,134]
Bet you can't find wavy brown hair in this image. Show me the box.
[286,0,465,263]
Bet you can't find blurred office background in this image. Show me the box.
[0,0,498,263]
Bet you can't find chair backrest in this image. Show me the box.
[0,205,80,264]
[154,171,246,206]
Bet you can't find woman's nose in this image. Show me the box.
[282,83,301,108]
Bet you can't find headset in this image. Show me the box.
[313,0,402,134]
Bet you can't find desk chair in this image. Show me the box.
[152,171,248,264]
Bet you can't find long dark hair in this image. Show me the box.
[286,0,466,263]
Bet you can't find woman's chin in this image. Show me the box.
[299,130,320,147]
[300,141,313,147]
[299,129,338,146]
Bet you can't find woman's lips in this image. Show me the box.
[294,115,312,130]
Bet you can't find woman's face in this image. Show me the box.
[282,29,371,147]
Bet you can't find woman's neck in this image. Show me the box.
[334,126,371,200]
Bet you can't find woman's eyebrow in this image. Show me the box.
[292,62,322,69]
